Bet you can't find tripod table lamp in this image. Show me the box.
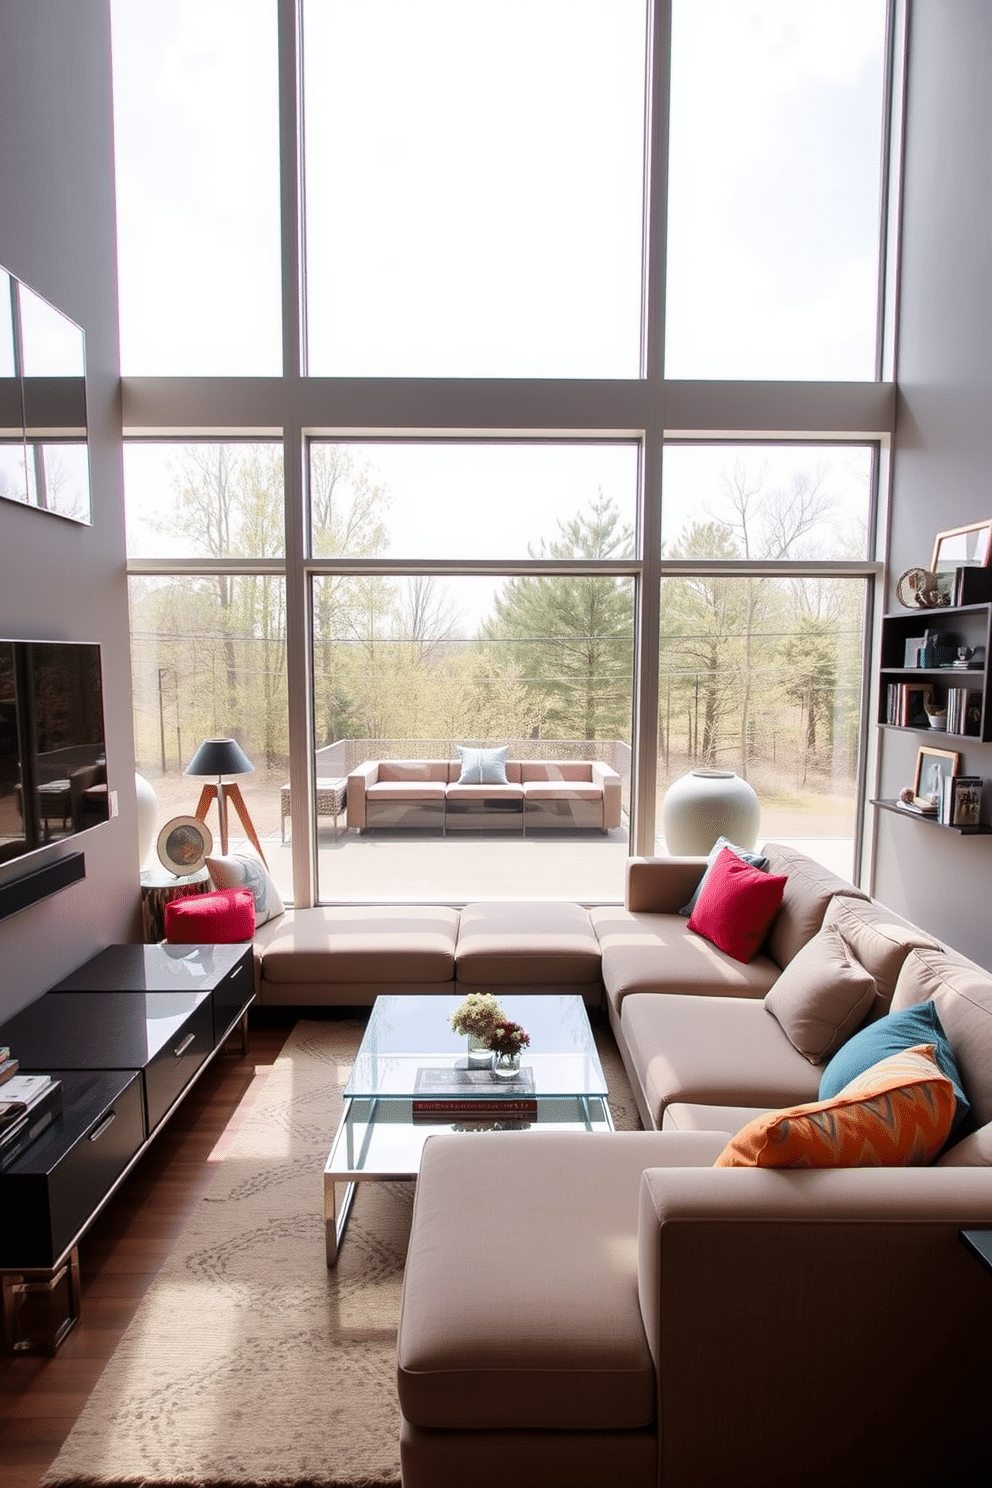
[185,737,267,865]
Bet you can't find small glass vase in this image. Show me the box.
[467,1034,493,1069]
[492,1050,521,1081]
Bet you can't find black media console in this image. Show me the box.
[0,942,255,1352]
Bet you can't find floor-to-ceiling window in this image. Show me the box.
[115,0,896,905]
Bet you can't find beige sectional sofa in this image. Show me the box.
[393,843,992,1487]
[346,758,623,833]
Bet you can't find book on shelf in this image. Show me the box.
[897,797,938,815]
[949,775,983,831]
[0,1050,19,1086]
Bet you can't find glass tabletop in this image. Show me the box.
[344,993,608,1100]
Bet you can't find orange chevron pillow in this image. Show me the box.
[714,1044,957,1168]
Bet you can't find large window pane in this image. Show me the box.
[129,574,291,898]
[658,574,866,876]
[308,441,639,560]
[111,0,282,374]
[661,444,874,560]
[310,572,634,902]
[302,0,647,377]
[664,0,887,380]
[124,442,285,559]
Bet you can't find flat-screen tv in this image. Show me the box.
[0,640,108,866]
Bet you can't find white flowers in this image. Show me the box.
[449,993,505,1041]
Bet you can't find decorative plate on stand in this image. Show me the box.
[156,816,213,876]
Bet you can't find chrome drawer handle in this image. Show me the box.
[88,1111,117,1143]
[173,1033,196,1058]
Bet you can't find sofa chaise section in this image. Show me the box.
[252,905,460,1006]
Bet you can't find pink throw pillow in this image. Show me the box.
[686,847,786,964]
[165,887,255,944]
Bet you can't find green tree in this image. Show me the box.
[778,616,839,782]
[480,494,634,741]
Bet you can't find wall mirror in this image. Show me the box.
[0,264,92,524]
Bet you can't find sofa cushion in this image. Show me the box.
[592,906,779,1015]
[662,1102,762,1135]
[818,999,969,1130]
[455,901,602,985]
[821,895,941,1016]
[891,947,992,1128]
[255,905,460,984]
[205,851,284,926]
[618,993,820,1129]
[456,744,509,785]
[715,1044,958,1169]
[764,924,877,1064]
[398,1130,725,1432]
[937,1118,992,1167]
[761,842,867,969]
[679,835,770,917]
[686,849,786,964]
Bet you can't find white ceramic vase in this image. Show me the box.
[661,768,760,855]
[134,771,159,867]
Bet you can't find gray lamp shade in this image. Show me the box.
[184,738,255,778]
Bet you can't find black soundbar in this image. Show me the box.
[0,852,86,923]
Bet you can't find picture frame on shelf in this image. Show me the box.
[949,776,983,832]
[931,520,992,573]
[913,745,959,811]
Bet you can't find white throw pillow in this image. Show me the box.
[456,745,510,785]
[206,852,285,926]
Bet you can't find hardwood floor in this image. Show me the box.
[0,1021,292,1488]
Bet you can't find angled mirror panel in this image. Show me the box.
[0,266,92,524]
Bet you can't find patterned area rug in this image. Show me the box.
[44,1015,639,1488]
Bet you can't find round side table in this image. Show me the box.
[140,865,211,943]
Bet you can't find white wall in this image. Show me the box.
[0,1,140,1016]
[875,0,992,964]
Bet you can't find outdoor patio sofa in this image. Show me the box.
[385,844,992,1487]
[345,757,623,833]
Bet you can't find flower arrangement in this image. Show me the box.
[487,1019,531,1057]
[449,992,506,1042]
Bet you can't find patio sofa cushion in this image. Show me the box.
[764,923,878,1063]
[714,1044,958,1169]
[397,1130,725,1433]
[455,901,602,987]
[617,992,820,1130]
[254,905,459,987]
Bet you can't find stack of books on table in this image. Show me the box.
[412,1065,538,1121]
[0,1049,63,1170]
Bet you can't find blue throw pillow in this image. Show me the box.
[818,1000,970,1130]
[679,835,770,916]
[456,745,510,785]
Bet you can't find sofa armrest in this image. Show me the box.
[346,760,379,829]
[590,762,622,829]
[637,1165,992,1486]
[625,855,707,914]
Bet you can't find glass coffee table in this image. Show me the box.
[324,993,612,1264]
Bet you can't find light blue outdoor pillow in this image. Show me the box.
[456,745,510,786]
[679,835,770,916]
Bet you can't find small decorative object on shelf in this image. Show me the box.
[489,1020,531,1080]
[949,776,983,832]
[449,993,506,1068]
[896,568,950,609]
